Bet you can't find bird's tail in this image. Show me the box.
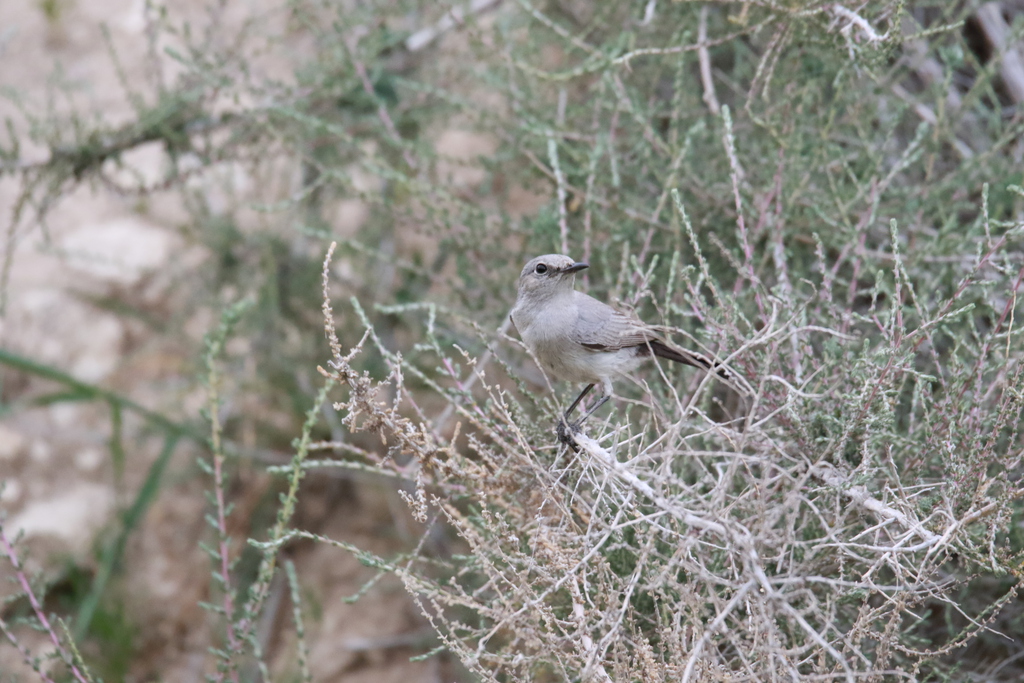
[649,339,712,370]
[649,340,752,396]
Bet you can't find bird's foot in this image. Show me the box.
[556,418,583,453]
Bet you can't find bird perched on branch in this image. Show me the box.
[510,254,741,450]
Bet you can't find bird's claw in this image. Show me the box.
[556,418,582,453]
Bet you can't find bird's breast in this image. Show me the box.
[514,304,647,385]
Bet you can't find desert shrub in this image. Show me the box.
[2,0,1023,680]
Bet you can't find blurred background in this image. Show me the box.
[1,1,1023,681]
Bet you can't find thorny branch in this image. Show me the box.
[314,241,1022,680]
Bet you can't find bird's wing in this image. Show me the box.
[570,292,657,351]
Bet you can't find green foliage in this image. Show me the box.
[2,0,1024,680]
[36,0,72,26]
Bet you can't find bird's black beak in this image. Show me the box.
[563,261,589,273]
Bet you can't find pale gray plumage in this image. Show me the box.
[510,253,719,447]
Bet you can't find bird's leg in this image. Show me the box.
[557,384,616,452]
[576,394,610,425]
[564,383,594,419]
[557,383,594,450]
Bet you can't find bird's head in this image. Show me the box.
[516,254,589,300]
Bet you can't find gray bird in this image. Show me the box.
[510,254,729,448]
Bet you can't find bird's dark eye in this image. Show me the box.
[535,263,548,274]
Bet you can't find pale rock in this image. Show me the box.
[335,198,370,237]
[16,287,63,317]
[3,286,125,382]
[186,160,253,215]
[0,479,23,504]
[103,141,167,189]
[75,447,104,472]
[120,0,148,33]
[7,483,114,553]
[9,288,125,383]
[30,440,52,464]
[69,312,124,382]
[49,402,82,429]
[60,216,176,286]
[0,425,26,461]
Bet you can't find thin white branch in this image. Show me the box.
[831,4,888,43]
[698,7,720,115]
[405,0,504,52]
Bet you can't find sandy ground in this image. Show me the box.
[0,1,476,680]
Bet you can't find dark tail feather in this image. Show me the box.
[649,339,709,368]
[648,340,752,396]
[649,340,730,379]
